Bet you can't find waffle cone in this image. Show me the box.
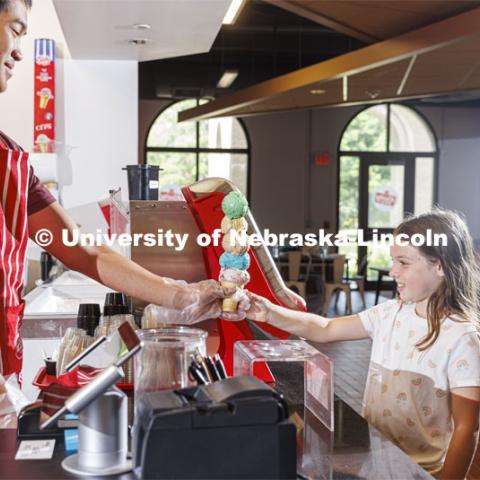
[222,297,239,313]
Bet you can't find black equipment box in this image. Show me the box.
[133,376,297,479]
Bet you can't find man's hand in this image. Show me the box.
[177,279,227,322]
[165,279,251,323]
[185,280,250,321]
[28,202,251,321]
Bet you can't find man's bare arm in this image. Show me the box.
[27,202,226,314]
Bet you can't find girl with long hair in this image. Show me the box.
[226,209,480,479]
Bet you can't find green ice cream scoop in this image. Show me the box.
[222,192,249,219]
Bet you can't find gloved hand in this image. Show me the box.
[146,278,250,325]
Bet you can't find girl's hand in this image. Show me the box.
[222,290,270,322]
[247,292,274,322]
[243,291,274,323]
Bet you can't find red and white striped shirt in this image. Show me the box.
[0,130,56,214]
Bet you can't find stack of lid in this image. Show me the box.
[76,304,101,337]
[103,292,130,316]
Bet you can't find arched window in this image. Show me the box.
[338,104,438,280]
[145,99,250,199]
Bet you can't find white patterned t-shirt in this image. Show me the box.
[358,299,480,476]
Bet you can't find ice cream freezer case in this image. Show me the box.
[128,178,306,381]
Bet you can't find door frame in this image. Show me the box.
[338,152,439,288]
[359,153,415,288]
[336,103,439,290]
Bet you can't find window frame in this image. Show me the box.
[336,103,440,231]
[336,103,439,283]
[144,99,251,198]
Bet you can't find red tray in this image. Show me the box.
[33,367,133,391]
[32,367,57,389]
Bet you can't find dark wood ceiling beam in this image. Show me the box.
[218,87,479,118]
[262,0,378,43]
[178,7,480,122]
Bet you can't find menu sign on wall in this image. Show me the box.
[34,39,55,153]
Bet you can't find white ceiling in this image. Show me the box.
[52,0,232,61]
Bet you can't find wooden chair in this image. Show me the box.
[322,254,352,316]
[340,254,366,309]
[285,251,312,299]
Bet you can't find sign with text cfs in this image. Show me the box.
[33,39,55,153]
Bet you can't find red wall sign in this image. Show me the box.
[33,39,55,153]
[315,151,330,166]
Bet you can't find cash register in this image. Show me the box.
[133,376,297,479]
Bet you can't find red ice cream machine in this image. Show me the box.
[125,178,306,382]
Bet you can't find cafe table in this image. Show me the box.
[369,265,397,305]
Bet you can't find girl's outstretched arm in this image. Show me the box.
[441,387,480,480]
[240,292,369,343]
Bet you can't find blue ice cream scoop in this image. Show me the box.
[219,251,250,270]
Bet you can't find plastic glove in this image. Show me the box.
[157,277,226,319]
[0,375,29,429]
[144,279,251,325]
[220,288,251,321]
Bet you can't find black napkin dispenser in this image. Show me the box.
[133,376,296,479]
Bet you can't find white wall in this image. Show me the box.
[138,98,170,162]
[60,60,137,208]
[419,106,480,239]
[0,1,138,208]
[0,0,69,148]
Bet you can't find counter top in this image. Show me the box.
[295,400,432,479]
[2,333,432,480]
[1,394,431,479]
[22,271,111,339]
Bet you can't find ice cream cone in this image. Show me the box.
[220,280,245,313]
[220,280,237,290]
[222,296,239,313]
[40,95,50,109]
[35,134,51,153]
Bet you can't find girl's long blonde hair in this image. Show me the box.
[394,209,480,350]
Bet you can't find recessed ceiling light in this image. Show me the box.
[310,89,325,95]
[217,70,239,88]
[129,38,151,46]
[223,0,246,25]
[132,23,151,30]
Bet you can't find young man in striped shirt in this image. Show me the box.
[0,0,248,377]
